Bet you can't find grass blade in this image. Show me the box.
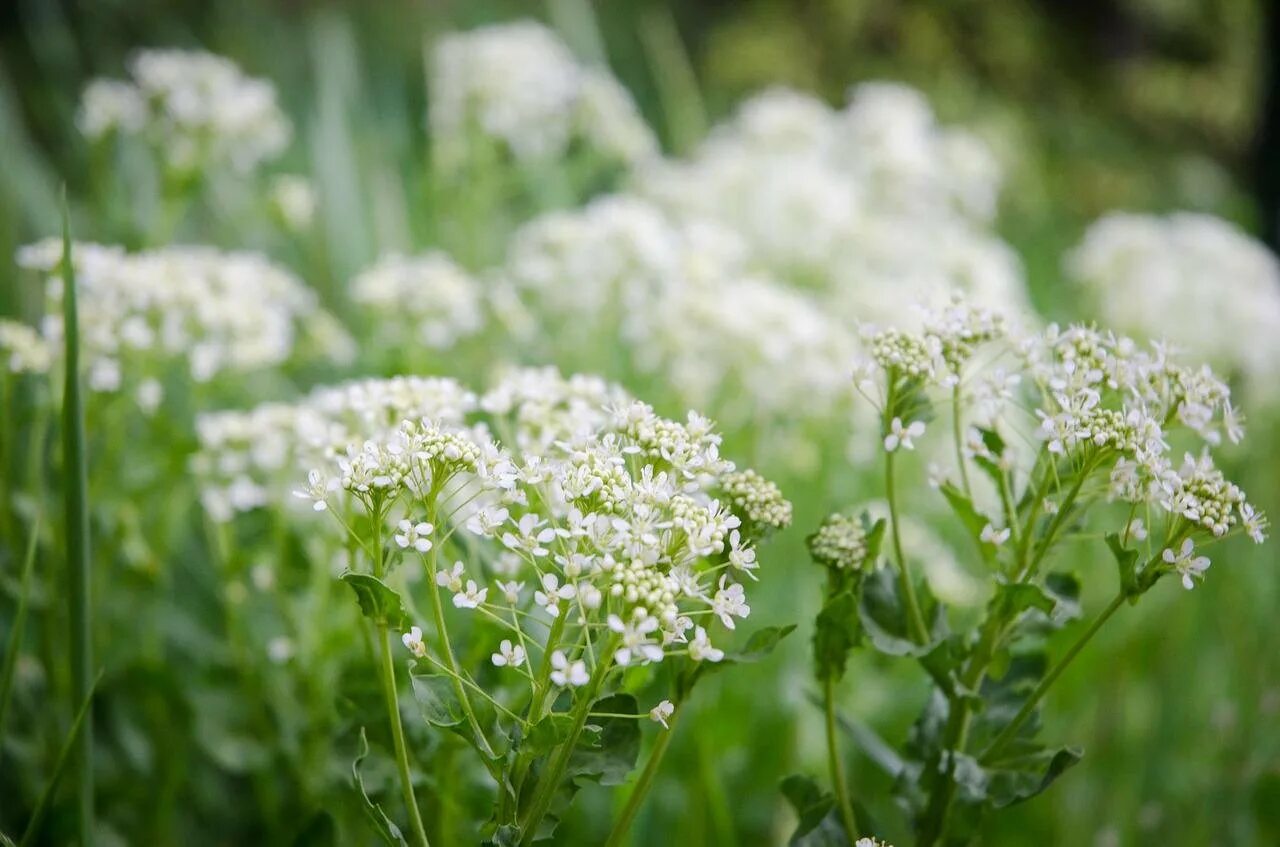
[0,515,40,762]
[60,193,94,846]
[18,671,102,847]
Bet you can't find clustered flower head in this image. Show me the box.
[350,251,485,350]
[853,296,1266,592]
[15,240,350,397]
[302,368,789,689]
[0,319,52,374]
[1067,212,1280,404]
[428,20,656,167]
[78,48,291,173]
[807,513,870,571]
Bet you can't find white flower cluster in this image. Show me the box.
[350,252,485,350]
[194,375,478,521]
[269,175,317,231]
[78,48,291,173]
[499,195,857,430]
[0,319,52,374]
[1066,212,1280,404]
[302,369,788,680]
[631,83,1030,327]
[428,21,656,166]
[16,240,348,395]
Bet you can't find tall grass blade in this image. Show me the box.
[18,672,101,847]
[60,193,94,847]
[0,516,41,763]
[638,6,707,154]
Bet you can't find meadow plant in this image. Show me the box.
[804,296,1267,845]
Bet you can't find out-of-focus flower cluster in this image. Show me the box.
[1066,211,1280,404]
[351,252,485,350]
[16,239,350,397]
[78,48,291,174]
[428,21,656,167]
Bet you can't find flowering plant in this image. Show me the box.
[293,369,792,844]
[802,297,1266,845]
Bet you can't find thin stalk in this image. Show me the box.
[374,624,431,847]
[951,384,972,499]
[980,592,1126,763]
[885,450,930,644]
[0,516,40,764]
[823,678,859,843]
[60,199,94,847]
[604,704,682,847]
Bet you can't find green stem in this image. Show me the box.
[375,624,432,847]
[1016,455,1097,581]
[951,384,972,500]
[603,704,681,847]
[823,678,859,843]
[980,592,1126,763]
[885,449,930,644]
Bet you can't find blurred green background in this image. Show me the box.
[2,1,1279,845]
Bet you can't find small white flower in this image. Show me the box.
[688,626,724,662]
[608,614,664,666]
[292,469,333,511]
[491,639,526,668]
[549,650,589,687]
[401,625,427,658]
[979,523,1011,546]
[496,580,525,604]
[649,699,675,729]
[884,417,925,452]
[1162,538,1210,590]
[711,575,750,630]
[453,579,487,609]
[1126,518,1147,541]
[1240,503,1267,544]
[534,573,575,617]
[394,519,434,552]
[435,561,465,593]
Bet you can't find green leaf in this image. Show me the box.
[731,624,798,663]
[351,727,409,847]
[971,427,1009,489]
[858,567,943,657]
[410,671,465,728]
[19,671,100,847]
[1042,572,1082,624]
[341,572,407,627]
[566,693,641,786]
[991,583,1055,619]
[0,518,39,744]
[861,515,887,563]
[938,482,996,564]
[779,773,846,846]
[1105,533,1140,598]
[524,713,574,758]
[814,592,862,682]
[484,824,521,847]
[985,745,1083,808]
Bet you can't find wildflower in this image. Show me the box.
[1126,519,1147,542]
[807,513,869,570]
[402,626,428,658]
[534,573,575,617]
[503,513,556,558]
[453,580,487,609]
[1162,539,1211,590]
[980,523,1011,546]
[711,576,750,630]
[1241,503,1268,544]
[649,699,675,729]
[549,650,589,687]
[608,614,664,666]
[688,626,724,663]
[292,469,333,512]
[496,580,524,605]
[394,519,434,552]
[884,417,925,452]
[491,639,526,669]
[435,562,465,593]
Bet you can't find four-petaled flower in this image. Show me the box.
[608,614,663,666]
[549,650,589,686]
[491,639,526,668]
[688,626,724,662]
[435,561,465,593]
[980,523,1010,546]
[502,513,557,558]
[649,699,675,729]
[401,626,427,658]
[884,417,925,452]
[1162,538,1211,590]
[394,519,434,552]
[711,575,750,630]
[453,579,487,609]
[534,573,576,617]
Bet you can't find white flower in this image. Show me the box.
[401,626,427,658]
[649,699,675,729]
[688,626,724,662]
[466,504,510,537]
[496,580,525,605]
[979,523,1010,546]
[549,650,589,687]
[884,417,925,452]
[435,562,465,593]
[502,513,557,557]
[608,614,664,666]
[453,579,487,609]
[1240,503,1268,544]
[1162,538,1211,590]
[534,573,576,617]
[711,576,750,630]
[726,530,758,578]
[491,639,526,668]
[1126,518,1147,541]
[394,519,434,552]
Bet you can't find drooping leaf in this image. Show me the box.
[410,671,465,728]
[566,693,641,786]
[351,727,409,847]
[984,745,1083,807]
[1042,572,1082,624]
[341,572,407,627]
[939,482,996,563]
[814,592,861,682]
[858,567,944,657]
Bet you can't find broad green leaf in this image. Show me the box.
[410,671,465,728]
[858,567,944,657]
[814,592,861,682]
[566,693,641,786]
[731,624,798,663]
[939,482,995,563]
[484,824,521,847]
[1042,572,1082,624]
[985,745,1083,808]
[341,572,407,627]
[524,713,574,758]
[991,583,1055,619]
[351,727,409,847]
[779,773,846,846]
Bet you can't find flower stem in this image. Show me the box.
[885,450,930,644]
[980,592,1126,763]
[951,384,972,500]
[603,704,681,847]
[823,678,860,844]
[375,623,432,847]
